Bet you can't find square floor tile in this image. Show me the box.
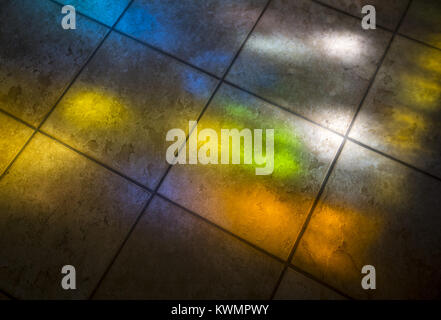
[318,0,409,30]
[95,196,282,299]
[274,267,345,300]
[159,83,343,259]
[400,0,441,49]
[0,0,108,126]
[292,141,441,299]
[0,112,34,175]
[116,0,268,76]
[227,0,391,134]
[0,133,150,299]
[350,36,441,178]
[43,32,218,189]
[56,0,131,26]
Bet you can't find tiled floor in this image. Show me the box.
[1,0,441,300]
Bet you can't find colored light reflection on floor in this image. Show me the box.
[402,74,441,107]
[187,101,307,180]
[60,88,130,129]
[294,200,383,290]
[160,85,344,258]
[248,31,364,64]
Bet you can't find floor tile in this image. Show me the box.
[274,267,345,300]
[95,196,282,299]
[56,0,131,26]
[292,141,441,299]
[0,113,34,175]
[227,0,391,134]
[43,32,218,189]
[350,36,441,178]
[0,0,108,126]
[0,133,150,299]
[159,83,343,259]
[400,0,441,49]
[318,0,409,30]
[116,0,268,76]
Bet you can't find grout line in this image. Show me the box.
[0,109,37,131]
[268,139,347,300]
[88,192,154,299]
[47,0,222,80]
[286,263,354,300]
[38,130,155,193]
[157,192,352,300]
[347,138,441,182]
[112,29,222,80]
[0,288,18,300]
[223,80,346,138]
[310,0,394,32]
[0,131,38,181]
[309,0,391,30]
[269,0,414,300]
[310,0,441,53]
[156,193,285,264]
[397,32,441,52]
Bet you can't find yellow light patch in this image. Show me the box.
[61,89,130,129]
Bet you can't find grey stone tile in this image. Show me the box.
[43,32,218,190]
[0,0,108,126]
[292,141,441,299]
[159,83,343,259]
[0,133,150,299]
[350,36,441,178]
[400,0,441,49]
[57,0,131,26]
[274,267,345,300]
[227,0,391,134]
[0,112,34,175]
[116,0,268,76]
[318,0,409,30]
[95,196,282,299]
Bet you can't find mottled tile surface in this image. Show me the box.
[400,0,441,49]
[227,0,391,134]
[318,0,409,30]
[116,0,267,76]
[0,134,150,299]
[43,32,218,189]
[350,36,441,178]
[274,268,345,300]
[57,0,131,26]
[95,197,282,299]
[0,113,34,175]
[0,0,108,126]
[292,141,441,299]
[159,84,343,259]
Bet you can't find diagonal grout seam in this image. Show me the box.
[0,288,17,300]
[269,0,414,300]
[88,0,275,299]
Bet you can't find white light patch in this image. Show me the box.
[247,32,364,65]
[316,31,364,63]
[246,34,309,62]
